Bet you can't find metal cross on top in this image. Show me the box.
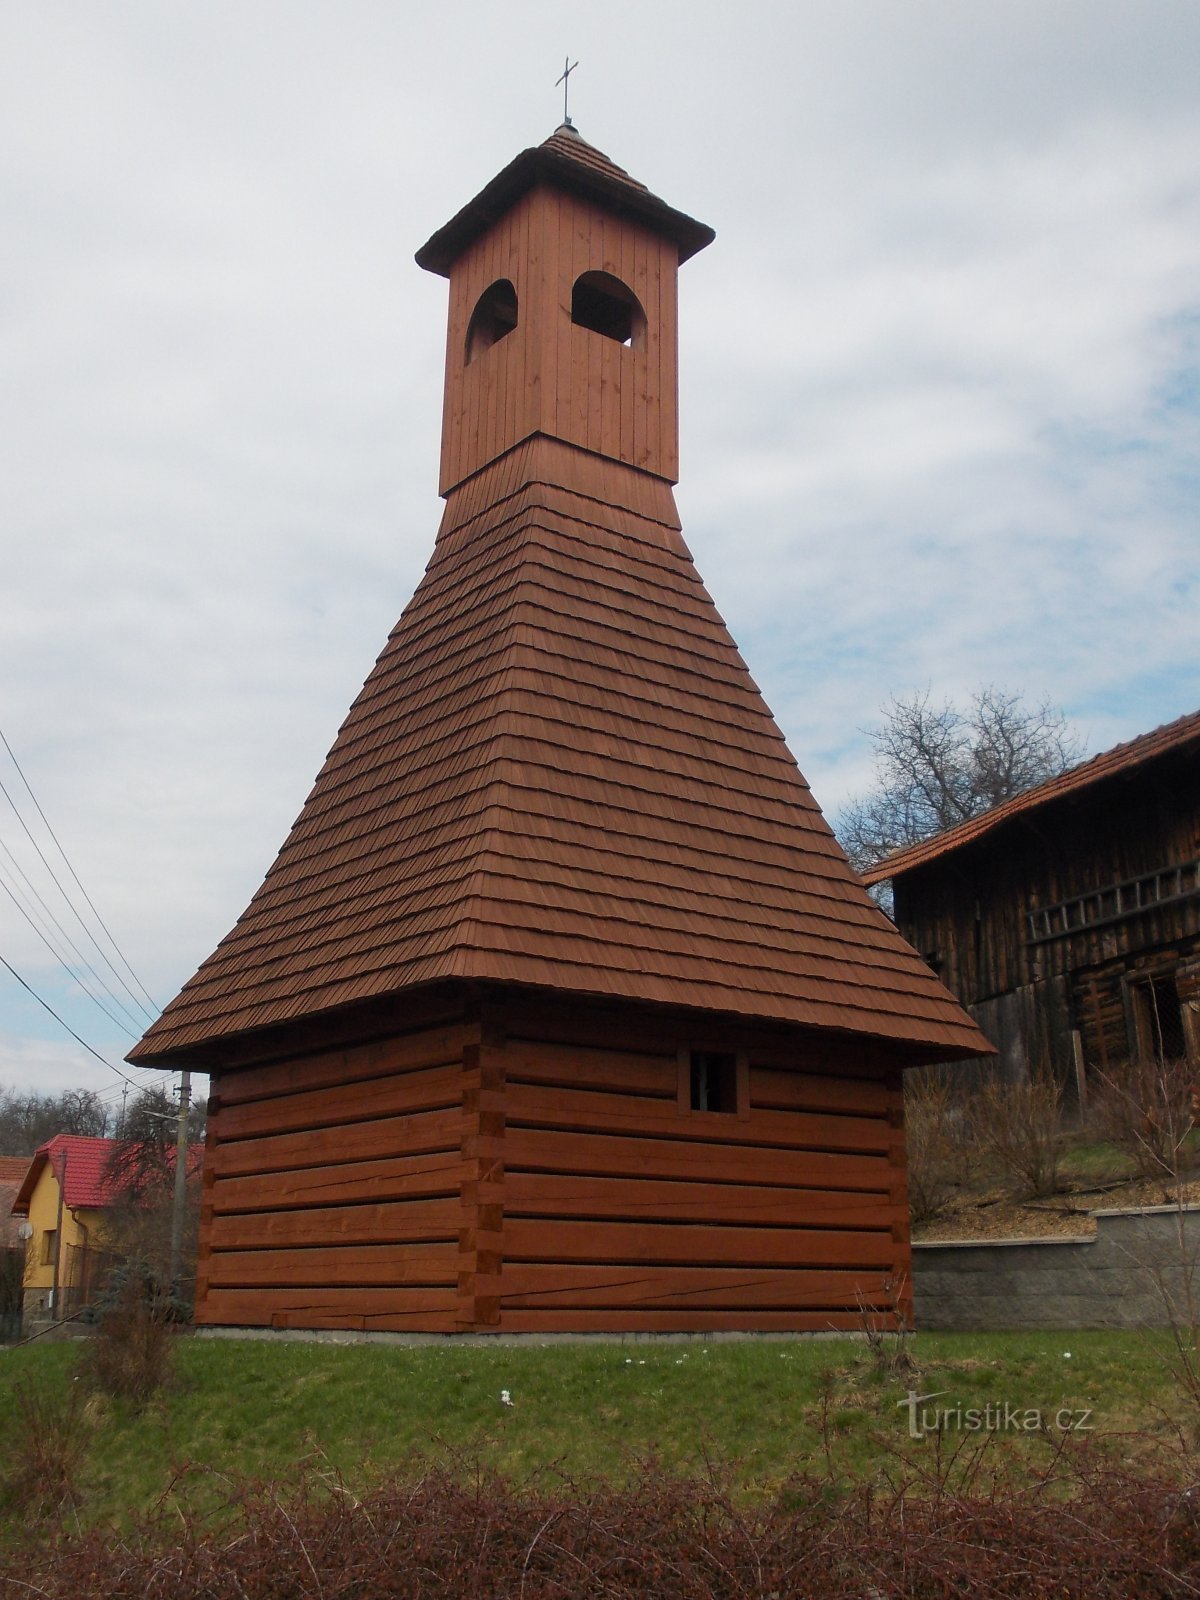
[556,56,578,125]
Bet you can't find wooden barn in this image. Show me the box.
[129,125,988,1336]
[863,710,1200,1091]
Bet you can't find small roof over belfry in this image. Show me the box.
[131,126,989,1069]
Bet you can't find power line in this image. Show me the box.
[0,840,148,1036]
[0,949,154,1096]
[0,872,140,1038]
[0,742,156,1025]
[0,726,159,1013]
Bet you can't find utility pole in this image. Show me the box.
[168,1068,191,1299]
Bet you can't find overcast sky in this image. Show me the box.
[2,1,1198,1112]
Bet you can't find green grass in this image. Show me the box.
[0,1328,1191,1529]
[1057,1140,1139,1183]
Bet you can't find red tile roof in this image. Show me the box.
[132,439,990,1064]
[416,125,714,277]
[10,1134,201,1216]
[11,1135,124,1215]
[862,707,1200,885]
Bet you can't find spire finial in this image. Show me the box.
[556,56,578,126]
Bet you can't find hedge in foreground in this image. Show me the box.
[5,1448,1199,1599]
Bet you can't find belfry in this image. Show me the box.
[131,127,987,1334]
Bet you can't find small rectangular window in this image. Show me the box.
[689,1050,738,1113]
[40,1229,57,1267]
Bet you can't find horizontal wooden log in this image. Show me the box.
[504,1082,890,1154]
[205,1241,458,1289]
[209,1197,461,1251]
[500,1264,890,1310]
[492,996,893,1078]
[218,1062,462,1142]
[208,1107,463,1178]
[210,1151,463,1214]
[506,1127,891,1191]
[217,1024,473,1106]
[197,1286,457,1329]
[503,1171,894,1228]
[493,1309,880,1333]
[502,1039,676,1098]
[503,1217,893,1270]
[750,1066,891,1118]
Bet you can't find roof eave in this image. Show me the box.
[415,145,715,277]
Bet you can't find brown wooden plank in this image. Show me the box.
[210,1150,463,1214]
[205,1241,458,1288]
[506,1126,891,1191]
[209,1196,461,1251]
[208,1106,463,1178]
[218,1062,463,1141]
[503,1171,895,1227]
[505,1081,890,1154]
[198,1286,457,1327]
[504,1038,676,1097]
[500,1263,890,1310]
[750,1066,891,1118]
[218,1024,473,1106]
[503,1216,893,1270]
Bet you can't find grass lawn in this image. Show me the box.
[1,1327,1193,1530]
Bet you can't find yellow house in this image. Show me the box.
[11,1135,123,1320]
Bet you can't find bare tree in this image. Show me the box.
[0,1085,109,1155]
[104,1087,205,1201]
[837,686,1084,875]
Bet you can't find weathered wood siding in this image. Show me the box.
[198,1024,474,1333]
[893,744,1199,1074]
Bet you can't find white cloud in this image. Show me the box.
[1,2,1197,1090]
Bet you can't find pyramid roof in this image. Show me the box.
[131,438,989,1065]
[416,123,714,277]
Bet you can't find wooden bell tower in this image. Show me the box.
[130,126,989,1338]
[419,123,712,495]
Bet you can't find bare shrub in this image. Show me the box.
[855,1272,916,1379]
[9,1447,1200,1599]
[0,1380,93,1516]
[1090,1054,1197,1182]
[970,1064,1065,1199]
[78,1264,177,1402]
[904,1068,969,1224]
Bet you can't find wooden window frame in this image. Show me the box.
[676,1045,750,1120]
[1125,967,1194,1064]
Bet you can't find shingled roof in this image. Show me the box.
[130,126,989,1068]
[131,435,987,1065]
[416,123,714,276]
[862,707,1200,886]
[11,1135,124,1215]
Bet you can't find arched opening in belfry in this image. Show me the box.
[465,279,518,364]
[571,270,645,349]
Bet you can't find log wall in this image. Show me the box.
[490,1001,909,1334]
[198,1024,475,1333]
[195,994,912,1335]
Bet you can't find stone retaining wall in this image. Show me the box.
[912,1204,1200,1331]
